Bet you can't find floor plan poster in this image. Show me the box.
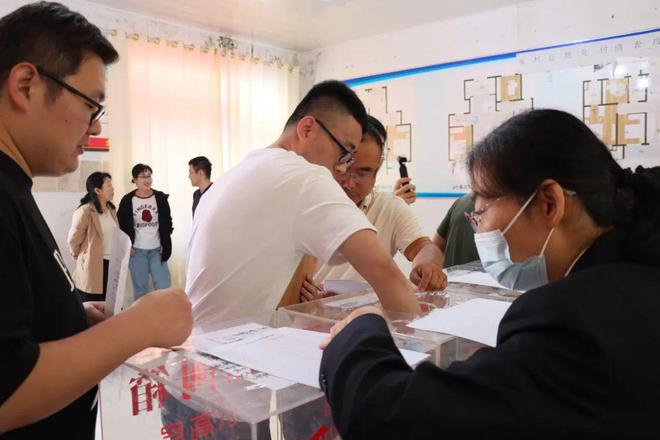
[348,28,660,195]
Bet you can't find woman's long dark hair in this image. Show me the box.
[468,109,660,267]
[79,172,115,214]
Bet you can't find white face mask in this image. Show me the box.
[473,191,554,291]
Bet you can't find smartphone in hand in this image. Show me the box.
[398,156,409,179]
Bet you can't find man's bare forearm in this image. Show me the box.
[411,239,443,268]
[340,229,420,314]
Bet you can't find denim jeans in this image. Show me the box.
[129,248,171,299]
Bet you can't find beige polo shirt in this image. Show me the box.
[314,191,425,283]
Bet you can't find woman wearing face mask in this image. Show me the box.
[317,109,660,438]
[67,172,118,302]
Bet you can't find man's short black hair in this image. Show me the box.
[189,156,212,179]
[0,2,118,97]
[131,163,153,181]
[285,80,368,133]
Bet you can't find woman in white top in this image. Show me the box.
[68,172,118,302]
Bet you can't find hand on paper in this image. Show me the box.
[394,177,417,205]
[319,306,385,349]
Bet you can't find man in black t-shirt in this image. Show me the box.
[188,156,213,217]
[0,3,192,438]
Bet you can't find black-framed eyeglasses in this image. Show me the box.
[315,119,355,170]
[36,67,105,125]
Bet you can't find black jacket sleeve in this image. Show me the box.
[320,280,616,439]
[117,193,135,244]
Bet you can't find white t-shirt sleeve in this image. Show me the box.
[293,173,375,265]
[390,196,425,255]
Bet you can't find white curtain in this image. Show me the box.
[219,55,299,170]
[105,34,299,290]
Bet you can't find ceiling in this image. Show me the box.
[86,0,529,52]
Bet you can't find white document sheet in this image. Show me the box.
[194,323,429,389]
[407,298,512,347]
[104,229,132,317]
[446,270,507,289]
[324,292,379,310]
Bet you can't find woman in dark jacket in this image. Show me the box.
[117,163,173,300]
[320,109,660,439]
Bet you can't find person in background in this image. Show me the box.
[301,115,446,301]
[0,3,191,438]
[188,156,213,217]
[118,164,173,300]
[319,109,660,438]
[67,171,117,302]
[394,176,416,204]
[433,194,479,268]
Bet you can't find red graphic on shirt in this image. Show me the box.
[142,209,153,222]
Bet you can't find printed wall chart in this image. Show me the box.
[348,28,660,196]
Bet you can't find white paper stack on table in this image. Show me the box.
[193,323,430,389]
[407,298,512,347]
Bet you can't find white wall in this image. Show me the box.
[33,192,81,273]
[301,0,660,241]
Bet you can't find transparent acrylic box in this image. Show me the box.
[283,263,520,368]
[100,309,437,439]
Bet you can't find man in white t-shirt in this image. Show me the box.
[302,115,446,300]
[186,80,420,331]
